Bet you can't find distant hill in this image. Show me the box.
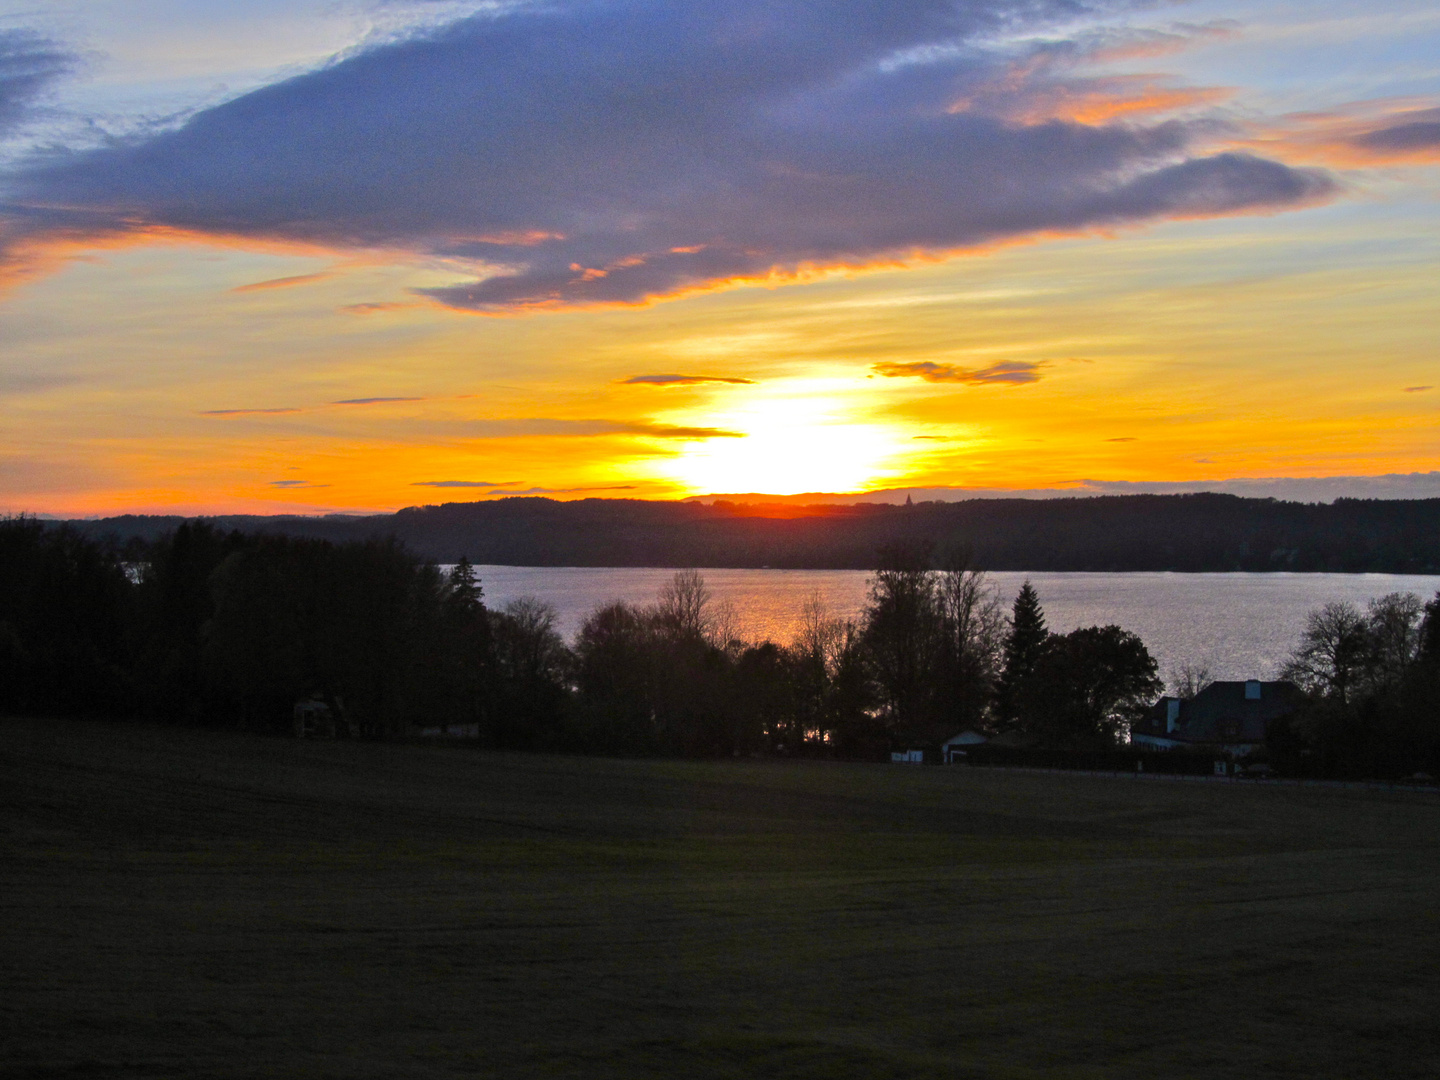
[65,493,1440,573]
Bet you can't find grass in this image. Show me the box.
[3,718,1439,1079]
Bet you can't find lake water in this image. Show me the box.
[470,566,1440,683]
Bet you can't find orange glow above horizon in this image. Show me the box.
[3,201,1439,519]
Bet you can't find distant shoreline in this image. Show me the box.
[58,491,1440,574]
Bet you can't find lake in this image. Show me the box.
[468,567,1440,683]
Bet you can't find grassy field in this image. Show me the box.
[3,719,1439,1079]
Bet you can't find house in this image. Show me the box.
[293,696,335,738]
[941,730,989,763]
[418,722,482,739]
[1131,680,1303,758]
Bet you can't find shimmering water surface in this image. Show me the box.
[472,567,1440,682]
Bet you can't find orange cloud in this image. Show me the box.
[230,270,335,293]
[1239,101,1440,167]
[995,78,1233,126]
[1079,22,1239,64]
[0,221,366,300]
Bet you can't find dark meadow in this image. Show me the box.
[4,512,1440,1080]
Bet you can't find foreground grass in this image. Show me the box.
[3,719,1438,1079]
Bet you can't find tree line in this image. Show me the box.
[3,515,1435,777]
[1272,592,1440,778]
[73,492,1440,573]
[0,519,1160,754]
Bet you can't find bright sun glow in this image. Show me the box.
[654,386,910,495]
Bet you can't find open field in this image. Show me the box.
[4,720,1439,1079]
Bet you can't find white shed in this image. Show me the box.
[941,730,988,763]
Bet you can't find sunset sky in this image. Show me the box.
[1,0,1437,516]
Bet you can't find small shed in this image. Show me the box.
[293,696,335,738]
[941,730,989,764]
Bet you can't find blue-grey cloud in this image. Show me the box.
[412,479,521,488]
[1350,110,1440,155]
[331,396,424,405]
[500,485,638,495]
[623,374,754,386]
[0,30,74,137]
[874,359,1043,384]
[202,406,302,416]
[1,2,1334,308]
[412,482,638,496]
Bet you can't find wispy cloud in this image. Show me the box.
[0,2,1333,310]
[340,301,420,314]
[950,23,1238,126]
[202,397,424,415]
[0,30,75,137]
[873,360,1043,385]
[199,408,744,440]
[231,271,335,293]
[1241,101,1440,166]
[412,479,521,488]
[201,406,302,416]
[331,396,424,405]
[1403,385,1433,393]
[270,479,329,488]
[412,482,637,495]
[428,418,746,440]
[505,485,638,495]
[622,374,754,386]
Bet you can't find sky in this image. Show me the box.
[0,0,1436,516]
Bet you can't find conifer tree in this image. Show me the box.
[996,580,1048,725]
[447,556,483,615]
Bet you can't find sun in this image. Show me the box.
[652,384,911,495]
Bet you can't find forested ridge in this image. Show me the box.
[70,493,1440,571]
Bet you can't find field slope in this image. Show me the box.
[3,718,1439,1079]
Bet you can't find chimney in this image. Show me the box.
[1166,698,1180,733]
[1245,680,1261,700]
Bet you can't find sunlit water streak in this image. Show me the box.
[469,567,1440,683]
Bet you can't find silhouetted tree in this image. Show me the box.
[1167,661,1214,700]
[996,581,1047,726]
[1281,591,1438,777]
[0,517,134,717]
[571,600,659,754]
[490,597,569,749]
[932,549,1005,734]
[733,641,793,754]
[1281,601,1374,706]
[131,521,247,723]
[1017,625,1161,747]
[862,541,939,742]
[202,535,438,734]
[433,556,494,736]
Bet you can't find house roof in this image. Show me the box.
[1135,681,1303,746]
[943,730,989,747]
